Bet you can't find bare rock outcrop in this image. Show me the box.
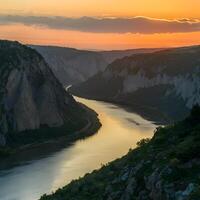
[0,40,98,146]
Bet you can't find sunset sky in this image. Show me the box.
[0,0,200,50]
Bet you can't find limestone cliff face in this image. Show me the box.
[0,40,89,146]
[71,45,200,121]
[105,65,200,109]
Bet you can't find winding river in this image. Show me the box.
[0,97,156,200]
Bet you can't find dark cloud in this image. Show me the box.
[0,15,200,34]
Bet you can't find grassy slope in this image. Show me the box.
[40,105,200,200]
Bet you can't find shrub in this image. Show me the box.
[185,104,200,126]
[189,186,200,200]
[175,136,200,161]
[136,138,150,147]
[169,158,180,167]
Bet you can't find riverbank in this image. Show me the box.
[40,105,200,200]
[0,103,101,161]
[0,96,155,200]
[69,91,171,125]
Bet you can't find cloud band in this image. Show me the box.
[0,15,200,34]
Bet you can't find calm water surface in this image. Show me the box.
[0,97,156,200]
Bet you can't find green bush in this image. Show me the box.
[136,138,150,147]
[189,186,200,200]
[175,135,200,161]
[0,147,13,158]
[169,158,180,167]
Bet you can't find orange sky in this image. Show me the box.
[1,0,200,19]
[0,0,200,49]
[0,24,199,50]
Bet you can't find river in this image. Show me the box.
[0,97,156,200]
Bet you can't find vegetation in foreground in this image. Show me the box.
[40,105,200,200]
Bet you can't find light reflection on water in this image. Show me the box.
[0,97,156,200]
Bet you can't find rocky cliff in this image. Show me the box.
[71,45,200,122]
[0,40,100,147]
[40,105,200,200]
[31,45,107,86]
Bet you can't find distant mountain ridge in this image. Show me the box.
[99,48,161,64]
[70,45,200,122]
[31,45,159,86]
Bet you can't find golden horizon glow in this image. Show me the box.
[0,24,199,50]
[0,0,200,49]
